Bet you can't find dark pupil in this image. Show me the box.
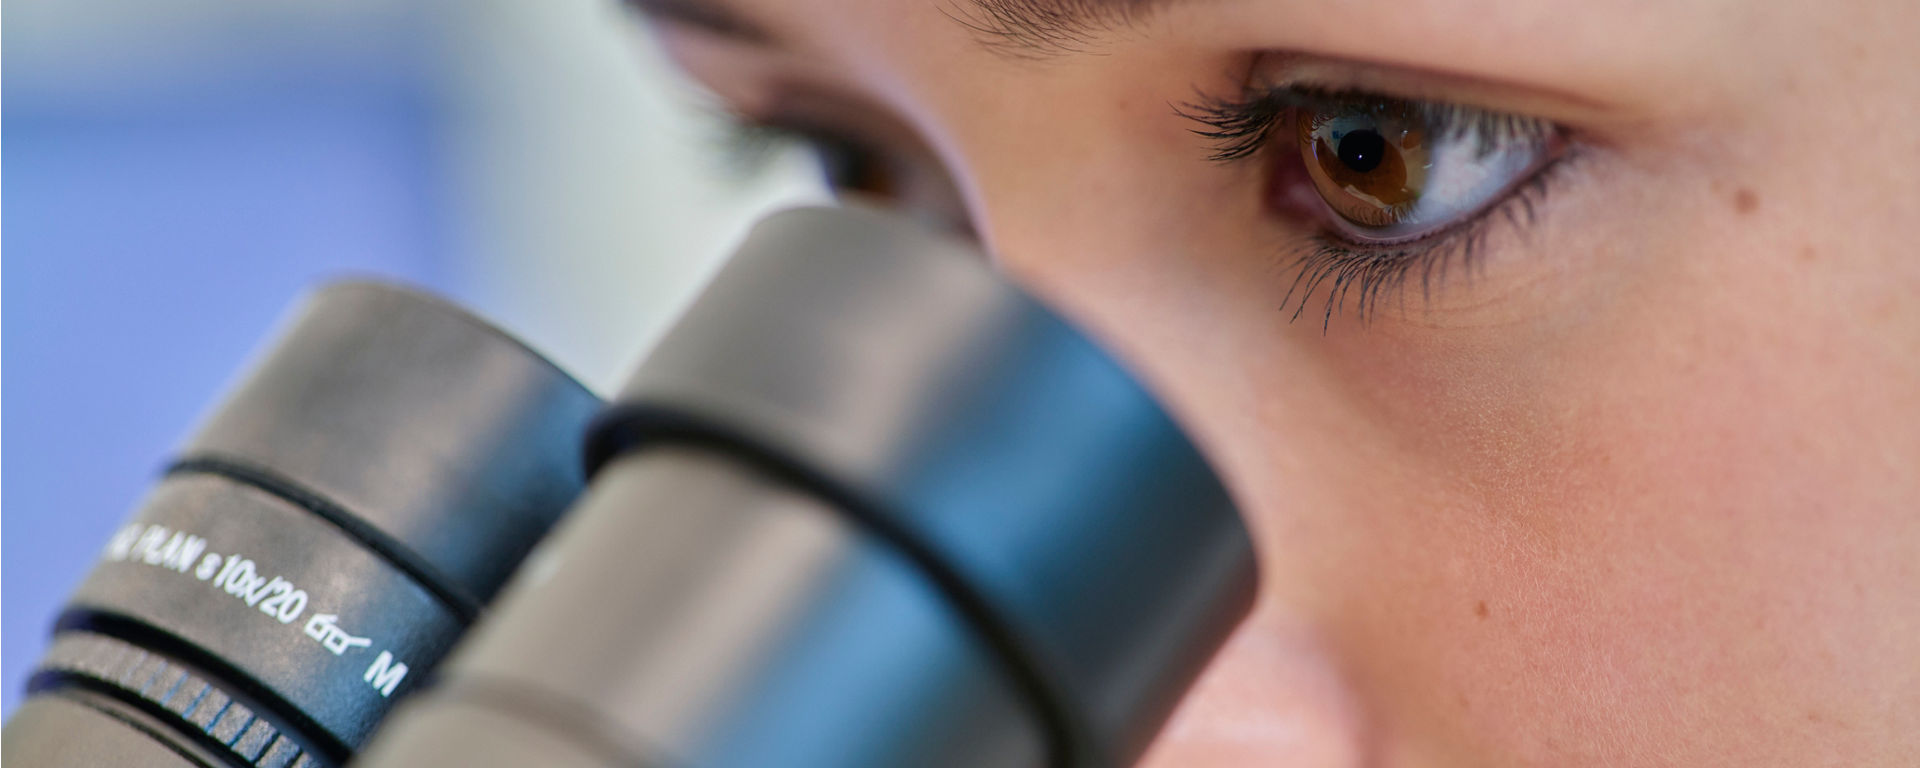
[1336,129,1388,174]
[820,144,878,190]
[811,134,891,195]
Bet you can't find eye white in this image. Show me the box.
[1332,120,1546,244]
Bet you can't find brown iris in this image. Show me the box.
[1296,106,1431,229]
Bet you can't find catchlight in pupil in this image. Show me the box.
[1338,130,1386,173]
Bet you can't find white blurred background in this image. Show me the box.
[2,0,826,714]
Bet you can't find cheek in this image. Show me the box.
[1302,197,1920,763]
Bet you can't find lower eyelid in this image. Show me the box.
[1266,148,1579,327]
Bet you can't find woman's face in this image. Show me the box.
[634,0,1920,764]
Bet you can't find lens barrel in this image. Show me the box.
[358,207,1259,768]
[3,283,602,767]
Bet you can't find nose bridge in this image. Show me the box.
[923,110,1307,515]
[900,102,1381,768]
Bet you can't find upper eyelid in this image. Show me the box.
[1243,51,1621,129]
[1175,85,1555,163]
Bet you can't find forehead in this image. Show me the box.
[637,0,1746,117]
[634,0,1148,53]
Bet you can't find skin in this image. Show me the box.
[633,0,1920,764]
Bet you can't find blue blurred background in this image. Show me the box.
[3,0,822,715]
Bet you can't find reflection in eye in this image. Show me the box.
[1294,97,1552,243]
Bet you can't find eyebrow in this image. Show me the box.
[949,0,1169,57]
[626,0,1169,58]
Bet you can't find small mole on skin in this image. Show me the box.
[1734,188,1759,214]
[1799,245,1818,263]
[1474,600,1490,619]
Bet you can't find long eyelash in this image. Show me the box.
[1282,153,1573,330]
[1175,87,1291,162]
[1175,84,1565,328]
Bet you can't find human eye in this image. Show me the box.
[722,118,904,198]
[1181,80,1572,326]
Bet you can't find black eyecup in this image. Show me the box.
[584,206,1258,767]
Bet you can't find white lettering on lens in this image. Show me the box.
[257,580,309,624]
[101,521,406,699]
[364,651,408,697]
[105,524,143,561]
[132,526,170,564]
[304,614,374,656]
[161,533,207,573]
